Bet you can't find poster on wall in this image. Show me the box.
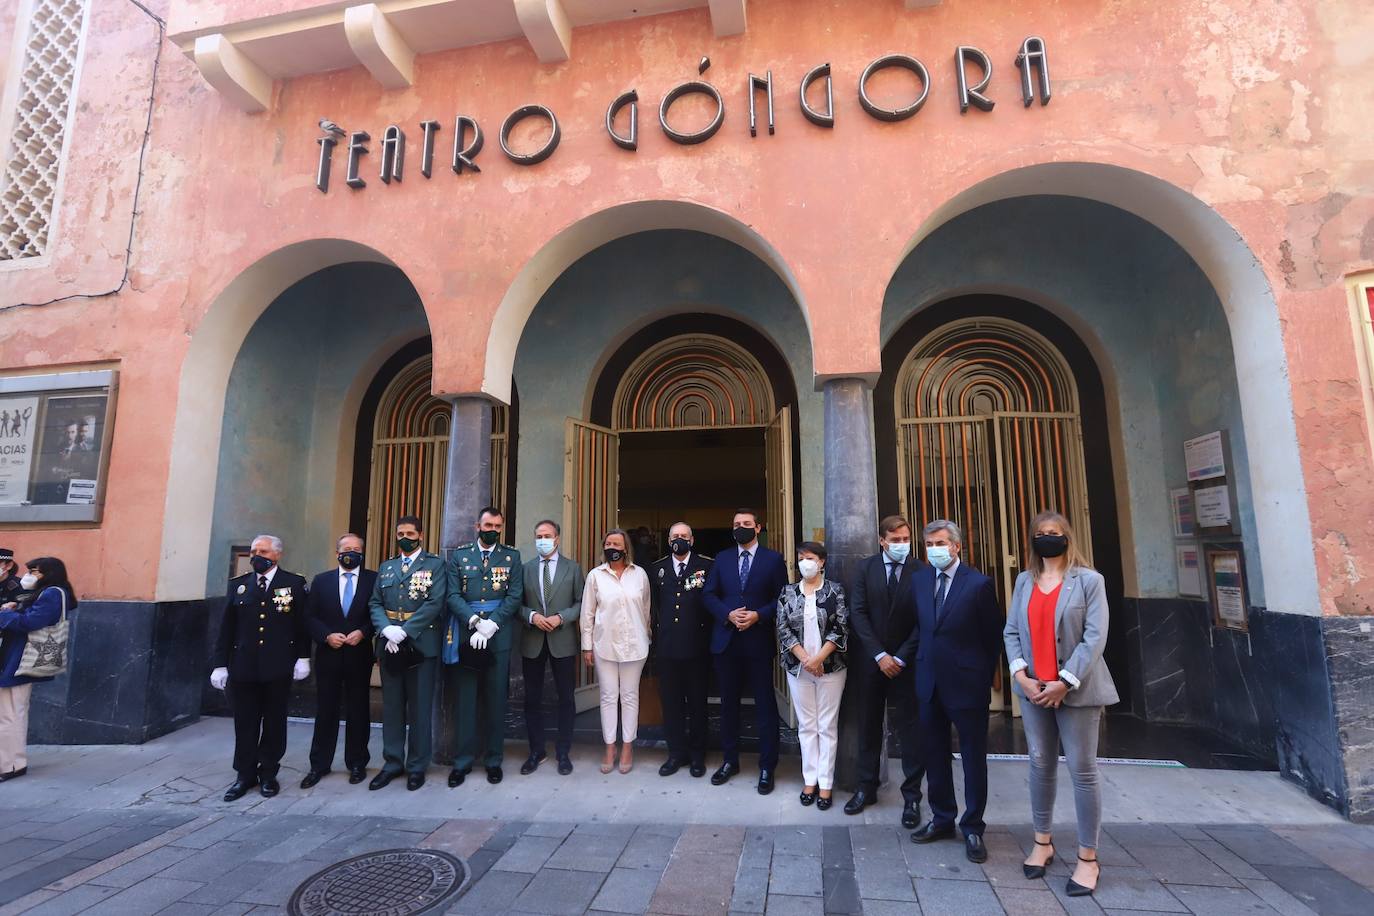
[1176,545,1202,597]
[1184,431,1226,481]
[1170,488,1195,537]
[1205,545,1249,631]
[31,394,107,505]
[0,396,39,505]
[1194,484,1232,529]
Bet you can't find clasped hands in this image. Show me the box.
[1017,670,1068,708]
[530,612,562,632]
[468,615,499,650]
[728,607,759,631]
[326,630,365,649]
[381,624,408,654]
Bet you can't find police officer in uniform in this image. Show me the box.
[210,534,310,801]
[0,549,23,605]
[446,506,523,786]
[650,522,713,778]
[368,515,447,791]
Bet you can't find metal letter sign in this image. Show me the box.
[452,116,483,173]
[419,120,440,177]
[315,135,336,193]
[606,89,639,151]
[379,125,405,183]
[749,71,775,137]
[955,46,995,113]
[1016,37,1051,106]
[799,62,835,128]
[500,105,561,165]
[859,54,930,122]
[345,131,370,188]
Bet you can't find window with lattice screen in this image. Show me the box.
[0,0,87,261]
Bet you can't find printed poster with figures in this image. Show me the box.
[0,396,39,504]
[32,394,107,505]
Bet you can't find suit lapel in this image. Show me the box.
[936,564,969,631]
[1053,568,1078,631]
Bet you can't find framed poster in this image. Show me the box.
[1194,484,1233,530]
[0,370,118,523]
[1176,545,1202,597]
[1170,488,1195,537]
[1204,544,1249,632]
[1184,431,1226,482]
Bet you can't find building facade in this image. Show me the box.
[0,0,1372,817]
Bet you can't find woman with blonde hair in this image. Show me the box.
[581,528,651,774]
[1003,510,1118,898]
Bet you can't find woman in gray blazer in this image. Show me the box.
[1003,510,1118,899]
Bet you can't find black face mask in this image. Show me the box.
[338,551,363,570]
[249,555,274,575]
[604,547,625,564]
[670,537,692,556]
[478,529,501,547]
[396,536,420,554]
[732,527,756,545]
[1031,534,1069,558]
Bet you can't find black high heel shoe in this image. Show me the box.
[799,789,817,806]
[816,794,833,811]
[1023,839,1054,879]
[1066,855,1099,897]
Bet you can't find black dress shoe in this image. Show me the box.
[486,766,503,784]
[757,769,775,795]
[521,753,546,775]
[448,769,468,787]
[300,770,327,789]
[557,756,573,775]
[965,834,988,863]
[843,790,875,816]
[406,772,425,791]
[1066,856,1099,897]
[710,762,738,785]
[799,789,817,806]
[816,795,833,811]
[1023,840,1054,879]
[689,761,706,778]
[259,778,280,798]
[901,802,921,830]
[0,767,26,781]
[911,821,957,844]
[369,770,398,791]
[348,767,367,784]
[659,758,684,777]
[223,778,256,802]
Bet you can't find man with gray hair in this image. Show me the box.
[210,534,311,802]
[908,519,1004,864]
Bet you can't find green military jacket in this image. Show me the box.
[368,550,448,657]
[446,542,524,654]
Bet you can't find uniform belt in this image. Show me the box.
[385,609,415,622]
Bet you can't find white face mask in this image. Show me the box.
[534,537,557,558]
[20,574,38,590]
[798,558,822,580]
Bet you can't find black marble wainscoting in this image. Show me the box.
[1323,617,1374,821]
[28,599,210,744]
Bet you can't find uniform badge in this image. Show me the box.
[236,584,246,595]
[492,566,510,589]
[658,568,664,578]
[272,587,293,612]
[685,570,706,590]
[408,570,433,600]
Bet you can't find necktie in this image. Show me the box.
[342,572,355,611]
[482,550,490,569]
[258,574,268,594]
[935,572,949,621]
[677,561,686,580]
[738,550,751,589]
[541,559,553,611]
[887,562,898,590]
[401,556,412,574]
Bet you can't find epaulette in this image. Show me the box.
[699,554,714,561]
[457,543,474,550]
[654,555,671,565]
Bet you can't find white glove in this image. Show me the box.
[210,667,228,690]
[469,630,489,651]
[474,617,499,639]
[293,658,310,681]
[384,640,400,654]
[468,614,480,630]
[382,625,407,643]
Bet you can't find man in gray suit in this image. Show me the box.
[518,519,584,776]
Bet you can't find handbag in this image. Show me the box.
[15,587,69,678]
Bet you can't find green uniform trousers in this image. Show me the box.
[451,650,511,771]
[380,656,436,775]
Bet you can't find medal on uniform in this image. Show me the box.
[273,587,293,612]
[492,566,509,589]
[408,569,433,600]
[236,584,246,594]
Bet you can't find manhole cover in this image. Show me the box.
[288,848,469,916]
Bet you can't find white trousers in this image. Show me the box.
[594,655,647,744]
[0,683,33,774]
[788,668,847,790]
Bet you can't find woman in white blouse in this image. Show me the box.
[581,528,652,774]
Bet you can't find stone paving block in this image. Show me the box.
[24,811,124,842]
[994,886,1069,915]
[421,818,501,859]
[848,825,905,860]
[854,852,917,901]
[730,866,769,913]
[761,894,823,915]
[19,884,122,916]
[74,825,179,862]
[546,828,632,872]
[1187,839,1266,881]
[449,868,531,914]
[740,826,774,869]
[650,852,737,915]
[1088,866,1187,913]
[156,840,257,883]
[571,822,638,839]
[1133,843,1243,887]
[85,844,198,888]
[0,858,91,905]
[767,854,822,898]
[1202,827,1324,869]
[512,867,608,915]
[901,837,985,881]
[1105,825,1191,849]
[771,826,822,859]
[821,826,852,870]
[0,836,61,864]
[464,847,502,882]
[633,823,683,839]
[820,865,861,915]
[1255,864,1374,916]
[1237,879,1319,916]
[617,830,679,870]
[525,821,576,839]
[914,877,1005,914]
[1165,883,1280,915]
[591,865,663,913]
[169,816,255,850]
[234,858,331,907]
[494,834,564,873]
[80,877,203,915]
[859,901,926,916]
[206,904,254,915]
[676,825,745,856]
[1270,826,1374,891]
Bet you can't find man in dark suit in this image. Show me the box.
[845,514,925,827]
[518,519,583,776]
[650,522,713,778]
[908,519,1005,863]
[301,533,377,788]
[702,508,790,794]
[210,534,311,802]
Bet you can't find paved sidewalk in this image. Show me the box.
[0,718,1369,914]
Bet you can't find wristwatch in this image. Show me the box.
[1058,677,1073,690]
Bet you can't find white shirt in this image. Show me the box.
[581,563,652,661]
[338,566,359,608]
[256,566,278,590]
[672,552,692,577]
[400,548,422,567]
[737,543,758,576]
[537,553,559,609]
[802,588,822,656]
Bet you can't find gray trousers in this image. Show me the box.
[1019,700,1103,849]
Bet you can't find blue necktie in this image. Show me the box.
[342,572,355,611]
[739,550,751,589]
[935,572,949,621]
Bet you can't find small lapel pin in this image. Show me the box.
[236,585,246,594]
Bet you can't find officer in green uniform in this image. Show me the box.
[367,514,447,791]
[446,505,523,786]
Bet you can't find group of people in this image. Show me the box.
[211,504,1116,897]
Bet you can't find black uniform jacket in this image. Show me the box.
[213,569,310,682]
[649,552,714,661]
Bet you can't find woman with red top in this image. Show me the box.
[1003,511,1118,899]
